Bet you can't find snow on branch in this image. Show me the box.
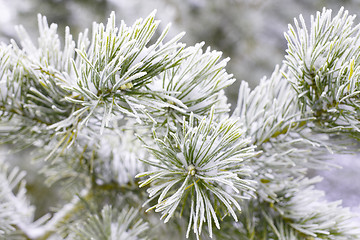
[136,109,257,239]
[284,7,360,135]
[0,156,49,237]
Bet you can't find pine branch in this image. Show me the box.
[148,42,234,126]
[259,177,360,239]
[284,7,360,135]
[232,53,358,239]
[0,11,186,159]
[233,64,303,146]
[136,109,258,239]
[0,156,48,238]
[233,63,333,197]
[67,205,148,240]
[18,188,92,240]
[0,7,359,240]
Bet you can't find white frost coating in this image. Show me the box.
[0,80,19,102]
[0,158,37,236]
[111,223,130,240]
[137,111,257,238]
[198,157,218,177]
[0,79,7,101]
[97,130,145,185]
[131,46,150,67]
[176,152,187,167]
[130,46,162,68]
[234,65,300,144]
[181,84,205,103]
[0,6,358,240]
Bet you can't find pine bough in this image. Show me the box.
[0,7,359,240]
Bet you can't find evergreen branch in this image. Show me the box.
[233,64,303,146]
[66,11,186,128]
[149,42,234,126]
[0,156,42,238]
[284,7,360,134]
[67,205,148,240]
[0,7,359,240]
[0,11,186,162]
[136,109,258,239]
[16,188,92,240]
[261,177,360,239]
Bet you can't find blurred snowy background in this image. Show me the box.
[0,0,359,223]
